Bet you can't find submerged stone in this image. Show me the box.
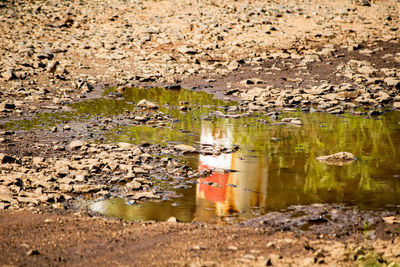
[316,152,357,165]
[174,144,197,153]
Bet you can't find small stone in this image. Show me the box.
[384,77,400,88]
[174,144,197,153]
[118,142,134,149]
[69,140,86,150]
[137,99,158,109]
[228,246,238,251]
[133,167,147,174]
[73,184,101,193]
[53,145,65,151]
[360,0,371,6]
[47,61,60,75]
[127,180,142,190]
[166,216,178,223]
[368,110,383,117]
[177,45,198,55]
[316,152,357,165]
[240,78,265,85]
[27,249,40,256]
[63,124,71,131]
[191,245,206,251]
[0,153,17,164]
[0,101,16,110]
[2,69,17,81]
[383,216,400,224]
[282,118,302,126]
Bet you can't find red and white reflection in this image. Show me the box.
[194,121,268,222]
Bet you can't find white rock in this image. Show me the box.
[137,99,158,109]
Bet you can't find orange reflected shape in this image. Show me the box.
[198,163,229,203]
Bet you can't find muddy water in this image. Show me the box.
[90,88,400,223]
[4,87,400,223]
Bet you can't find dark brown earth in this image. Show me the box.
[1,209,400,266]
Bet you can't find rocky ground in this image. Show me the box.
[1,0,400,265]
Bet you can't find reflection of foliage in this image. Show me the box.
[228,111,400,209]
[2,86,400,210]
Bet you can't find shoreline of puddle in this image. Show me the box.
[1,86,400,226]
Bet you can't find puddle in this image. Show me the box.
[3,87,400,223]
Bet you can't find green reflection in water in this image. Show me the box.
[91,185,197,222]
[2,87,400,222]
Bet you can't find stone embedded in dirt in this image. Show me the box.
[69,140,86,150]
[166,216,178,223]
[227,245,238,251]
[73,184,102,194]
[0,153,17,164]
[137,99,158,109]
[393,102,400,109]
[281,118,302,126]
[360,0,371,6]
[384,77,400,88]
[240,78,265,85]
[174,144,197,153]
[126,180,142,190]
[0,189,14,203]
[26,249,40,256]
[60,184,73,193]
[316,152,357,165]
[382,216,400,224]
[0,101,16,111]
[177,45,198,55]
[2,69,17,81]
[117,142,135,149]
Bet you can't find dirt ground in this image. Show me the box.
[1,0,400,265]
[1,209,400,266]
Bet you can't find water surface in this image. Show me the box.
[3,87,400,223]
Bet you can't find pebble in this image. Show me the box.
[227,245,238,251]
[69,140,87,150]
[174,144,197,153]
[137,99,159,109]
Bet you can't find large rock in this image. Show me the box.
[137,99,158,109]
[316,152,357,165]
